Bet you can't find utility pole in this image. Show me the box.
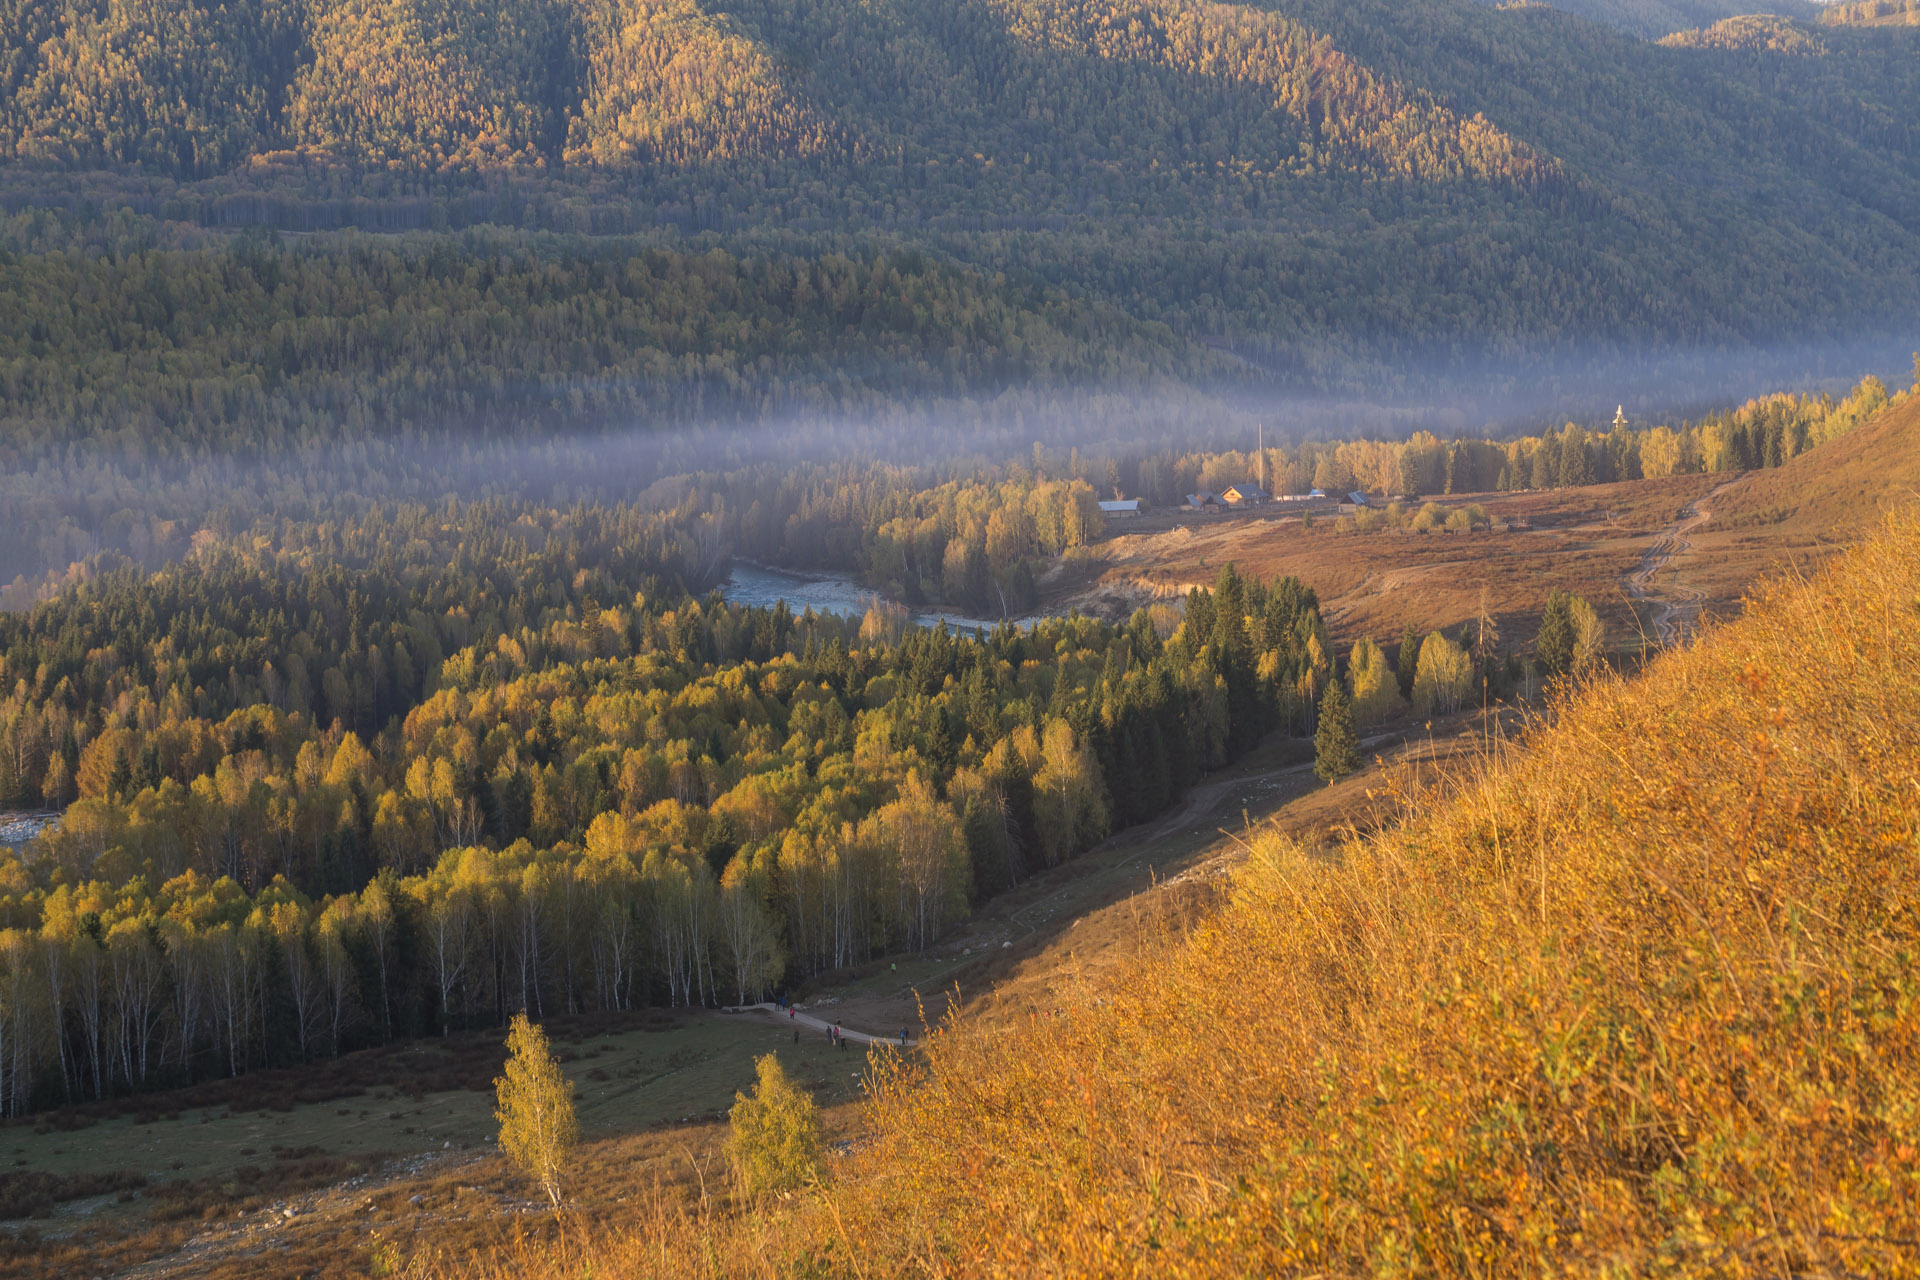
[1257,422,1264,491]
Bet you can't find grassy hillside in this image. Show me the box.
[1714,382,1920,531]
[441,506,1920,1276]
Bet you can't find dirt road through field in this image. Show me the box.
[1626,479,1739,645]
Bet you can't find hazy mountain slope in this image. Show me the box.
[1660,11,1830,47]
[1,0,1917,380]
[1533,0,1822,38]
[283,0,566,168]
[1820,0,1920,24]
[563,0,838,165]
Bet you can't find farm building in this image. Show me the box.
[1220,482,1269,506]
[1098,498,1142,517]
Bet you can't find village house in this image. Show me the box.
[1220,481,1269,507]
[1098,498,1142,518]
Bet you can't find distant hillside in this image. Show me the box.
[1536,0,1822,37]
[1660,12,1829,49]
[3,0,1919,395]
[1821,0,1920,23]
[1714,383,1920,530]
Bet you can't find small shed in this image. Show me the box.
[1098,499,1142,517]
[1186,491,1221,510]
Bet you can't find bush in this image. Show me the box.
[725,1053,821,1200]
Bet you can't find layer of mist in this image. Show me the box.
[2,331,1911,599]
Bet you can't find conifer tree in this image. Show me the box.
[494,1012,578,1207]
[1536,589,1575,676]
[1314,680,1359,783]
[1396,623,1421,700]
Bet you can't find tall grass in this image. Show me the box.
[443,511,1920,1277]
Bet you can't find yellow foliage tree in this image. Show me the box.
[494,1012,578,1207]
[725,1052,821,1200]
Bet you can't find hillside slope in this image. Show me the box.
[0,0,1916,372]
[1541,0,1822,37]
[1714,385,1920,531]
[831,509,1920,1274]
[434,507,1920,1280]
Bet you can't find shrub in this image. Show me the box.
[725,1053,821,1200]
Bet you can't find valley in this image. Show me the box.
[0,0,1915,1271]
[0,688,1500,1279]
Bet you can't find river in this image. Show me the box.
[720,562,1025,635]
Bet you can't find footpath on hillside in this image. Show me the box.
[1625,478,1739,645]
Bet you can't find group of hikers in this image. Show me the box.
[776,995,911,1048]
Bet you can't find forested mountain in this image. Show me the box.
[0,0,1915,386]
[0,217,1207,453]
[1532,0,1822,38]
[1821,0,1920,22]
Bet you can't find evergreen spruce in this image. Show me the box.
[1396,622,1422,700]
[1314,680,1359,783]
[1536,589,1575,676]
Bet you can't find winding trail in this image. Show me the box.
[1626,479,1738,646]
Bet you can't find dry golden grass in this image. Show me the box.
[433,510,1920,1277]
[1068,474,1722,650]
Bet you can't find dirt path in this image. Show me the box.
[1626,479,1738,646]
[731,1003,914,1047]
[998,728,1403,945]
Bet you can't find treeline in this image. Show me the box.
[0,501,698,817]
[1114,374,1905,503]
[689,459,1105,615]
[1821,0,1920,25]
[0,509,1336,1110]
[1660,14,1828,53]
[0,216,1202,452]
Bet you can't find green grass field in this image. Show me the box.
[0,1009,870,1217]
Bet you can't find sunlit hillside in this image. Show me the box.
[2,0,1919,360]
[1714,378,1920,531]
[1542,0,1821,37]
[445,506,1920,1276]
